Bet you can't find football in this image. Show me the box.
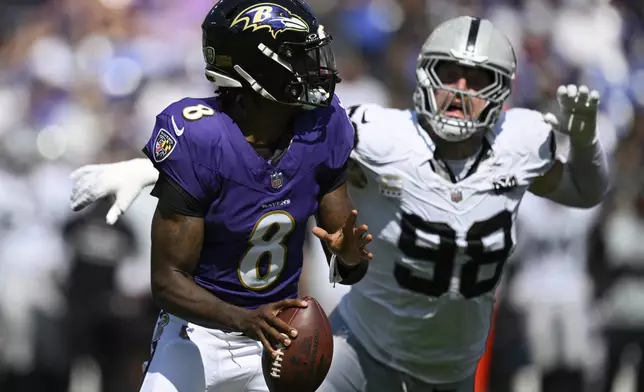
[261,296,333,392]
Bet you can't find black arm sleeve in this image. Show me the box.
[335,258,369,285]
[150,174,209,217]
[319,238,369,285]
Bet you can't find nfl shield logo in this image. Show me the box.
[270,172,284,190]
[451,189,463,202]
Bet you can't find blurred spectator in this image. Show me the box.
[62,197,155,392]
[0,0,643,391]
[589,185,644,392]
[334,49,391,108]
[0,199,69,392]
[508,194,601,392]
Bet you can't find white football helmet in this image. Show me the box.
[413,16,516,142]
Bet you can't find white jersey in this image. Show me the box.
[337,104,556,383]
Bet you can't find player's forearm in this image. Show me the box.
[317,184,370,284]
[565,134,609,206]
[151,270,247,331]
[318,183,353,235]
[540,132,609,208]
[320,240,369,285]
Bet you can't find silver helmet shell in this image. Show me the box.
[413,16,516,142]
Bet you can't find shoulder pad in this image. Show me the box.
[493,108,556,176]
[346,104,416,165]
[324,95,356,169]
[143,97,223,202]
[157,97,226,162]
[160,97,223,137]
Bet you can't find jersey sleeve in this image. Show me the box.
[328,95,355,170]
[150,174,209,217]
[346,103,401,166]
[142,110,218,205]
[501,108,557,180]
[317,95,354,195]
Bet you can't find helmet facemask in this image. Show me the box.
[233,25,338,109]
[414,56,513,142]
[279,28,338,108]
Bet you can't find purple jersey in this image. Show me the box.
[143,95,353,309]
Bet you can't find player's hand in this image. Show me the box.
[543,84,600,146]
[237,299,308,356]
[311,209,373,266]
[69,158,157,225]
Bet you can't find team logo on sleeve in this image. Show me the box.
[492,174,518,194]
[153,129,176,162]
[231,3,309,39]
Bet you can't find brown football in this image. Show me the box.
[261,296,333,392]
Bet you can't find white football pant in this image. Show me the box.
[523,302,593,370]
[139,312,269,392]
[319,311,476,392]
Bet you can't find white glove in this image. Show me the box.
[69,158,158,225]
[543,84,600,145]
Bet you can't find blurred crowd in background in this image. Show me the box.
[1,0,644,391]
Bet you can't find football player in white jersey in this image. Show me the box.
[69,16,609,392]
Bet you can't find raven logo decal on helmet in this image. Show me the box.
[231,3,310,39]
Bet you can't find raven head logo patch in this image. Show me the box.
[231,3,309,39]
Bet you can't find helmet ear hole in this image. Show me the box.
[278,46,294,59]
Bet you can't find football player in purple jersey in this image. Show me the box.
[68,1,372,391]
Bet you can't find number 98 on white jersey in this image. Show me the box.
[338,104,555,384]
